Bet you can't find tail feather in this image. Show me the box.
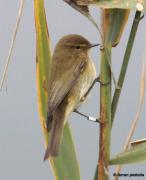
[44,110,65,161]
[46,112,53,131]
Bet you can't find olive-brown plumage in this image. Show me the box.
[44,34,98,160]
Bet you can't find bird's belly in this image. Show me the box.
[68,59,96,108]
[79,60,96,98]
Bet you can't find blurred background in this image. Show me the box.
[0,0,146,179]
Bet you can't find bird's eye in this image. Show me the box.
[76,45,80,49]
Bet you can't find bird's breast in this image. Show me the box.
[79,58,96,97]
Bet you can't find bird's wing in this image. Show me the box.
[47,56,87,117]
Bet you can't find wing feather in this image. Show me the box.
[47,54,86,118]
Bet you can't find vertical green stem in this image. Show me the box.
[96,8,132,179]
[111,11,141,125]
[97,9,113,179]
[98,46,112,179]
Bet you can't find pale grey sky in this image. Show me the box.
[0,0,146,180]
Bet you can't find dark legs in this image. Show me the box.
[74,109,101,123]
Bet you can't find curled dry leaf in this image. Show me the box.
[74,0,146,11]
[74,0,95,5]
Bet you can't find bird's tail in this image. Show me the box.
[44,109,65,160]
[46,112,53,131]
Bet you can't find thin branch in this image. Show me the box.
[114,36,146,180]
[111,11,141,125]
[0,0,25,91]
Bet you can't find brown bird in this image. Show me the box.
[44,34,99,160]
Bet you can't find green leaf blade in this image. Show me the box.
[34,0,81,179]
[102,9,130,46]
[110,142,146,165]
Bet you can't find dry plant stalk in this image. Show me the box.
[0,0,25,90]
[114,40,146,180]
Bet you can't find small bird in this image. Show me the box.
[44,34,99,160]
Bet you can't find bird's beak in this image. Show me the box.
[89,44,100,48]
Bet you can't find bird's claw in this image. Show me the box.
[135,14,145,22]
[96,77,110,86]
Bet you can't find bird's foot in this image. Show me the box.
[96,76,110,86]
[135,14,145,22]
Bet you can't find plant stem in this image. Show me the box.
[97,9,113,179]
[0,0,25,90]
[111,11,141,125]
[98,45,112,180]
[98,10,113,177]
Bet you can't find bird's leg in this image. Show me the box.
[74,109,101,123]
[81,76,109,101]
[135,13,144,22]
